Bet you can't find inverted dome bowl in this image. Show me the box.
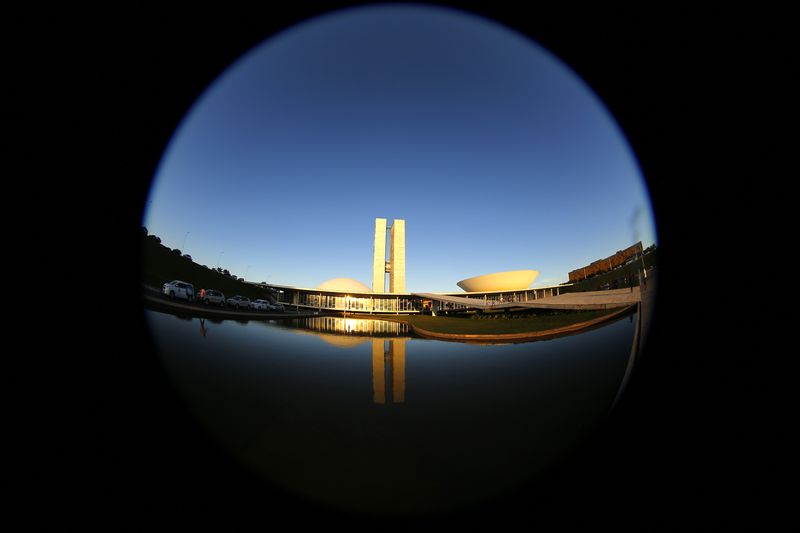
[456,270,539,292]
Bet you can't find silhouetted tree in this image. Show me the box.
[172,248,181,255]
[223,269,230,277]
[141,226,148,236]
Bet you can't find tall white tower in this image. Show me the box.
[372,218,405,293]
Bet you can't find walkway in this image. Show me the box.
[413,287,641,311]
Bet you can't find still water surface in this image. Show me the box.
[146,310,637,516]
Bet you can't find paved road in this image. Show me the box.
[142,291,320,319]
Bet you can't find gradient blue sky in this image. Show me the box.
[143,4,657,293]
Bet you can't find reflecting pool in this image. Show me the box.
[146,310,637,517]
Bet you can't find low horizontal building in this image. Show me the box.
[260,218,566,314]
[265,281,567,315]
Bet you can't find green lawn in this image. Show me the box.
[394,308,625,335]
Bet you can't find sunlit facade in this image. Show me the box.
[264,217,557,314]
[457,269,539,292]
[269,282,565,315]
[373,218,405,293]
[272,284,421,314]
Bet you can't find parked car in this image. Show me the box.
[200,289,225,306]
[226,295,251,309]
[269,301,285,312]
[249,299,271,311]
[163,280,194,301]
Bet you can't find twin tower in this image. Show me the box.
[372,218,405,293]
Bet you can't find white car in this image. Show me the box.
[226,295,251,309]
[249,299,272,311]
[163,280,195,301]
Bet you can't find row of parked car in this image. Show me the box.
[161,280,285,312]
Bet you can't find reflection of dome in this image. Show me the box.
[317,334,371,348]
[457,270,539,292]
[317,278,373,293]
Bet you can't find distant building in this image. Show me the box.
[568,242,643,282]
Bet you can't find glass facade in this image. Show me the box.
[461,287,560,304]
[274,286,563,314]
[278,290,421,313]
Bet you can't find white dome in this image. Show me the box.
[316,278,373,293]
[457,270,539,292]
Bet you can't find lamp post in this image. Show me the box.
[182,231,190,251]
[216,251,224,270]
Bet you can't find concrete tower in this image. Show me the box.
[372,217,405,293]
[372,218,387,292]
[389,219,405,293]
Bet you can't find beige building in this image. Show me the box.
[372,218,405,293]
[267,217,563,315]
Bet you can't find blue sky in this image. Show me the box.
[143,4,657,293]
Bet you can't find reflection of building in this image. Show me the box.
[293,316,409,336]
[372,338,406,404]
[281,316,408,404]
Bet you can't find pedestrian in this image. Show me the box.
[199,288,206,303]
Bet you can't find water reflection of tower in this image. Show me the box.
[371,338,406,404]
